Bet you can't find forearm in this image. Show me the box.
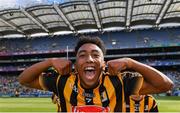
[128,58,174,93]
[18,59,52,86]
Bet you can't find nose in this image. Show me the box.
[86,55,94,63]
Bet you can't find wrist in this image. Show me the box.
[127,58,144,71]
[46,58,55,67]
[124,58,133,69]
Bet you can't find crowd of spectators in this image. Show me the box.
[0,70,180,97]
[142,59,180,66]
[162,70,180,88]
[0,28,180,54]
[0,75,52,97]
[0,35,76,54]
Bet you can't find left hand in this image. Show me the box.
[107,58,132,75]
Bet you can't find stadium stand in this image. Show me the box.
[0,28,180,97]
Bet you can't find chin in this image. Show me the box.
[85,82,98,89]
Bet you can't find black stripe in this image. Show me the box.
[99,75,109,107]
[125,96,130,112]
[149,99,158,112]
[124,75,130,112]
[70,77,78,106]
[109,76,123,112]
[152,99,156,107]
[58,75,69,112]
[135,101,139,112]
[144,96,149,112]
[84,89,94,105]
[150,100,159,112]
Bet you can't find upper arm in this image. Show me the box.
[18,73,43,90]
[20,67,59,92]
[123,71,169,95]
[139,81,162,94]
[28,75,43,90]
[18,67,59,91]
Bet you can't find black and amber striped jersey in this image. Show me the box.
[40,68,143,112]
[125,95,159,112]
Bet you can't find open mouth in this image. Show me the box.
[84,66,96,80]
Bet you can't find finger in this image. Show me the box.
[53,62,62,75]
[108,64,115,75]
[68,61,72,73]
[63,62,71,75]
[58,68,63,75]
[66,63,70,75]
[65,61,71,74]
[68,63,72,73]
[61,66,66,75]
[118,64,126,72]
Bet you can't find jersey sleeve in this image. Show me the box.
[39,67,59,94]
[122,71,143,96]
[150,103,158,112]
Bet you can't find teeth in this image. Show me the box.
[85,67,95,71]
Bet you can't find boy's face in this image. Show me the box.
[75,43,105,89]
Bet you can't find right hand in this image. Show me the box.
[49,58,72,75]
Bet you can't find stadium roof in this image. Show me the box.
[0,0,180,38]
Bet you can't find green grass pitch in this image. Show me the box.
[0,96,180,112]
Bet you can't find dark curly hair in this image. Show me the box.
[75,36,106,55]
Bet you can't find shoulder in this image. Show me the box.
[102,71,142,81]
[42,67,59,77]
[103,72,122,79]
[122,71,142,78]
[57,72,77,84]
[103,72,123,85]
[43,67,75,78]
[145,94,156,99]
[122,71,143,83]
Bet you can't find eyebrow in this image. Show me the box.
[78,50,100,54]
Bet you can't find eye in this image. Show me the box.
[79,53,86,57]
[93,54,100,58]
